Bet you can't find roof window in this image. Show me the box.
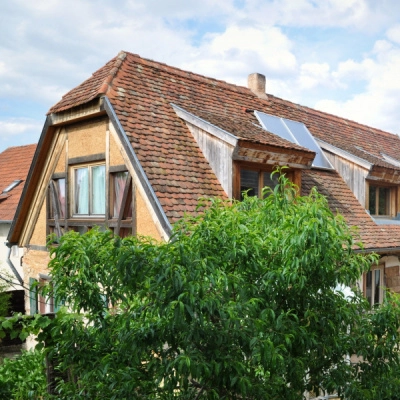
[254,111,333,170]
[2,179,22,194]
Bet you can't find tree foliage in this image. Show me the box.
[0,349,47,399]
[2,175,400,399]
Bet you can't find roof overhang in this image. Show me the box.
[234,140,314,169]
[316,139,373,170]
[367,165,400,184]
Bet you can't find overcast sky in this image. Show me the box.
[1,0,400,153]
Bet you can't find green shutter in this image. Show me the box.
[53,283,64,313]
[29,277,38,315]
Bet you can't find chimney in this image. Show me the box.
[248,73,268,100]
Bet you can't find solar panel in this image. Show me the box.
[254,111,333,170]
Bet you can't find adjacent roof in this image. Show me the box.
[0,144,36,222]
[11,51,400,252]
[301,169,400,251]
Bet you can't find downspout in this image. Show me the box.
[5,241,23,285]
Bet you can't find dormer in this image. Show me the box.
[171,103,334,201]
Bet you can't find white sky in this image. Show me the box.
[1,0,400,152]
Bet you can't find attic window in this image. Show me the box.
[253,111,333,170]
[2,180,22,193]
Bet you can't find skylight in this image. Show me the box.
[381,153,400,168]
[254,111,333,170]
[2,179,22,193]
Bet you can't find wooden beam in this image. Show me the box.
[49,181,62,238]
[115,176,132,236]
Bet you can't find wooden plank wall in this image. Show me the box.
[324,152,369,208]
[186,124,235,197]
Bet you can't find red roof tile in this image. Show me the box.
[0,144,36,221]
[302,170,400,251]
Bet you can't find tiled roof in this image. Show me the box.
[266,95,400,172]
[302,169,400,251]
[49,52,316,223]
[46,51,400,250]
[0,144,36,221]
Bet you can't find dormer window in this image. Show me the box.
[239,168,279,200]
[368,185,392,217]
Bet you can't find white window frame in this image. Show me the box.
[71,163,106,217]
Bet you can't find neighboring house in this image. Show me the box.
[6,51,400,316]
[0,144,36,314]
[0,144,36,357]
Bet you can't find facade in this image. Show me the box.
[7,51,400,316]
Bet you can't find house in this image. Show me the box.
[0,144,36,357]
[6,51,400,316]
[0,144,36,313]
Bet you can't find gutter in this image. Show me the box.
[5,242,23,285]
[354,247,400,254]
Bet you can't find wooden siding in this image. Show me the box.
[186,123,234,197]
[324,151,369,208]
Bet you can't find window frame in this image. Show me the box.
[234,163,295,200]
[71,163,106,218]
[47,163,136,239]
[363,265,384,306]
[367,182,396,217]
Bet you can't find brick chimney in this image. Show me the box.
[248,73,268,100]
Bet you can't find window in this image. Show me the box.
[29,277,62,315]
[239,168,279,200]
[2,179,22,193]
[73,164,105,216]
[364,266,384,306]
[368,185,391,216]
[49,178,66,219]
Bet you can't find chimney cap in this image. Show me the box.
[248,73,268,100]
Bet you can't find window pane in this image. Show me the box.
[366,271,372,306]
[113,172,128,217]
[92,165,106,214]
[262,172,279,196]
[75,168,89,214]
[378,187,390,215]
[240,170,259,199]
[374,270,381,304]
[369,186,376,215]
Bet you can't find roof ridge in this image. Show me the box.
[122,50,253,97]
[0,143,37,153]
[122,51,399,139]
[98,51,127,95]
[269,93,399,139]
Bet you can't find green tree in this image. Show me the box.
[3,175,400,399]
